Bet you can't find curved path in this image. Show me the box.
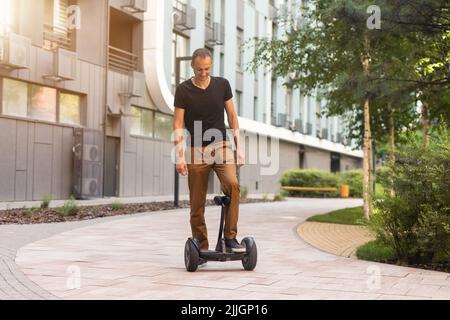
[13,198,450,300]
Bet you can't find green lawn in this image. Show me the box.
[306,206,365,225]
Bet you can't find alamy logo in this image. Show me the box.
[366,5,381,30]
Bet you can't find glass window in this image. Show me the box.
[130,106,142,136]
[30,85,57,122]
[59,92,80,125]
[130,106,153,138]
[141,108,153,137]
[154,113,173,141]
[2,78,28,117]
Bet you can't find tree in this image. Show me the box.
[248,0,449,219]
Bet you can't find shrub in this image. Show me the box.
[273,191,286,201]
[240,186,248,199]
[111,201,124,211]
[356,240,396,263]
[338,169,363,198]
[41,193,53,209]
[369,127,450,265]
[60,196,80,217]
[280,169,339,197]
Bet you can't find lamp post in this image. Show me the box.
[174,56,192,208]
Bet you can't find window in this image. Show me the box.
[235,90,242,116]
[130,107,173,141]
[2,79,28,117]
[59,92,80,125]
[44,0,75,51]
[220,53,224,77]
[0,0,19,34]
[171,33,189,92]
[30,85,57,122]
[236,28,243,71]
[154,113,173,141]
[205,0,212,26]
[130,106,153,138]
[1,77,82,126]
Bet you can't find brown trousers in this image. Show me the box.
[186,141,240,250]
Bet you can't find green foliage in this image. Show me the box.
[60,196,80,217]
[369,128,450,264]
[356,240,396,263]
[273,190,287,202]
[40,193,53,209]
[280,169,340,198]
[338,169,363,198]
[248,0,449,150]
[240,186,248,200]
[111,201,124,211]
[307,206,364,225]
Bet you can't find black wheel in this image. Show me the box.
[184,238,200,272]
[241,237,257,271]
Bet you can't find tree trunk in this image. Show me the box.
[363,96,372,220]
[388,103,395,196]
[388,103,395,162]
[362,35,372,220]
[421,100,430,147]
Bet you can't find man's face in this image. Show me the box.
[191,56,212,81]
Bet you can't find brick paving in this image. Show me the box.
[297,222,375,258]
[5,198,450,300]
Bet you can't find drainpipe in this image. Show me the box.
[102,0,111,198]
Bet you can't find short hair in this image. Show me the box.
[191,48,212,65]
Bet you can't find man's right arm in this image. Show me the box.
[173,107,188,176]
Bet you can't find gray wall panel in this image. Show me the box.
[123,152,137,197]
[136,139,144,196]
[15,171,27,201]
[33,144,52,200]
[51,126,63,199]
[26,122,35,200]
[16,121,28,171]
[35,123,53,144]
[142,140,154,195]
[0,119,16,201]
[304,146,330,171]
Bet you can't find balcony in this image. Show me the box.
[108,46,138,73]
[173,0,196,33]
[306,123,313,135]
[43,24,72,51]
[205,22,224,46]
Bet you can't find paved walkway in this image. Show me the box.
[6,198,450,300]
[297,222,375,258]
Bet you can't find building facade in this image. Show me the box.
[0,0,361,202]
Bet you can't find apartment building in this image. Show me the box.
[0,0,362,202]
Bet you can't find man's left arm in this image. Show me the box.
[225,98,245,167]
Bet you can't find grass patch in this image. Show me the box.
[356,240,396,263]
[307,206,365,225]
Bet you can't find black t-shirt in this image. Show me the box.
[174,76,233,147]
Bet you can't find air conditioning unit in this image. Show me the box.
[122,0,147,13]
[73,128,103,200]
[277,113,288,128]
[0,33,31,69]
[173,5,196,31]
[294,119,303,133]
[43,48,77,81]
[83,144,100,162]
[83,178,100,198]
